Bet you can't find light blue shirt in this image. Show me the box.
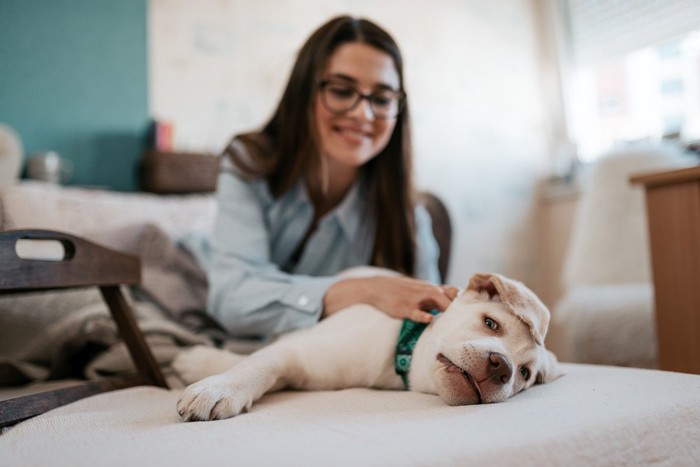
[194,156,441,339]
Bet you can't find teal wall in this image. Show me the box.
[0,0,148,191]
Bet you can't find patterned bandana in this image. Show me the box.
[394,309,439,389]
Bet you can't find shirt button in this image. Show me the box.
[298,295,309,307]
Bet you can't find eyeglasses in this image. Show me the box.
[318,80,406,120]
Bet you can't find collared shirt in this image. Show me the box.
[198,156,440,339]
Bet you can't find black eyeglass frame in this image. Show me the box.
[318,80,407,120]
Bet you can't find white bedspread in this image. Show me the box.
[1,363,699,466]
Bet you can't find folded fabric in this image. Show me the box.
[0,286,212,387]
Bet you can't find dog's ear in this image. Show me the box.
[466,273,550,345]
[535,349,564,384]
[466,274,500,300]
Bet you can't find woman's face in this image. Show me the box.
[314,42,401,172]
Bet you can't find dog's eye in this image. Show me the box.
[520,367,530,380]
[484,317,498,330]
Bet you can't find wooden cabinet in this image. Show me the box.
[631,165,700,374]
[139,150,219,194]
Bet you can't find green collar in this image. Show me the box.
[395,309,439,389]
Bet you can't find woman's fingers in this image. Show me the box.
[408,309,435,323]
[440,285,460,300]
[402,285,459,323]
[423,286,454,311]
[400,282,459,323]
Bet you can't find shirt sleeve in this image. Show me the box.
[413,204,442,285]
[206,160,337,338]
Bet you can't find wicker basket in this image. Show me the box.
[139,150,219,194]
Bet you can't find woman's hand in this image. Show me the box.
[322,275,460,323]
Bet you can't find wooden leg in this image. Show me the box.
[99,286,168,388]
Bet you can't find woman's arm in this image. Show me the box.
[323,204,458,322]
[208,157,455,335]
[207,163,338,338]
[322,275,458,323]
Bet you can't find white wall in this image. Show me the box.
[149,0,554,287]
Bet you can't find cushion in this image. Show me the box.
[555,283,656,368]
[1,363,699,465]
[563,145,688,287]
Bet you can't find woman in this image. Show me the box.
[208,15,457,338]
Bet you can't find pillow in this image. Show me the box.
[0,181,217,237]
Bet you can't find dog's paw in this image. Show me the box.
[176,374,255,421]
[172,346,244,385]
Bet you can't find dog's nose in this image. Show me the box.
[488,352,513,385]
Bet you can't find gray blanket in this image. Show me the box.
[0,224,251,387]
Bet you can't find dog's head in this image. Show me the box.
[426,273,561,405]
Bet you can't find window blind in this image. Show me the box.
[564,0,700,66]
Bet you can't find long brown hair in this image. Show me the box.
[225,15,417,276]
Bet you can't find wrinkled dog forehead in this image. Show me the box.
[465,273,551,345]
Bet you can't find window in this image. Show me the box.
[561,0,700,162]
[570,32,700,161]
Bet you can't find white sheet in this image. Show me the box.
[1,363,699,466]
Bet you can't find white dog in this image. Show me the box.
[175,273,561,421]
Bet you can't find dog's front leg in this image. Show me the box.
[177,348,290,421]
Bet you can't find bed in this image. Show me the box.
[1,363,699,466]
[1,181,699,465]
